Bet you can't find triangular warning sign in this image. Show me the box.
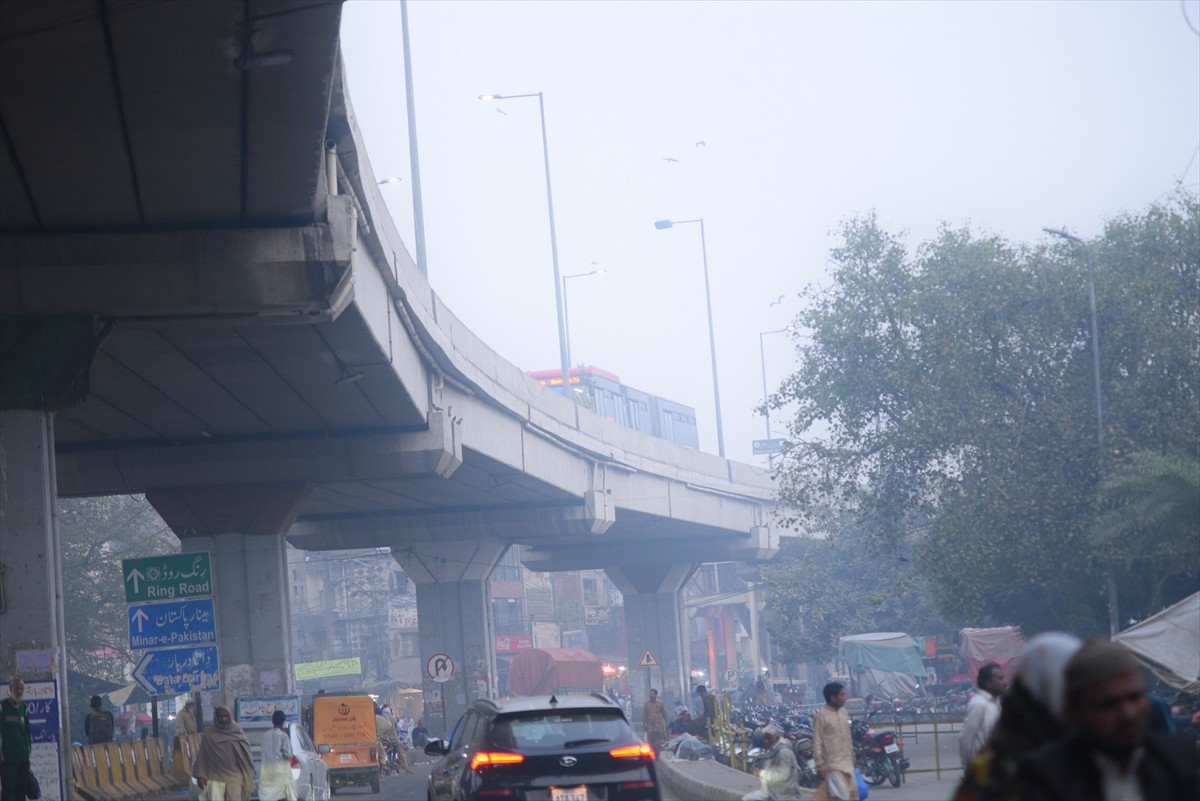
[638,648,660,668]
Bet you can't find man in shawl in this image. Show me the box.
[258,710,297,801]
[191,706,256,801]
[642,689,668,750]
[744,724,802,801]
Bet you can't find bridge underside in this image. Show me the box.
[0,0,779,753]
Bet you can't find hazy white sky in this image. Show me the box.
[340,0,1200,464]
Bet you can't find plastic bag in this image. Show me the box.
[25,767,41,800]
[827,770,850,800]
[760,764,789,793]
[856,768,869,800]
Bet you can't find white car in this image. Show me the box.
[249,721,331,801]
[189,722,332,801]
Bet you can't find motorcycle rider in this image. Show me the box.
[375,705,410,775]
[743,724,802,801]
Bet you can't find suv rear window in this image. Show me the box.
[490,710,630,750]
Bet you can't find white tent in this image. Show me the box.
[1113,591,1200,696]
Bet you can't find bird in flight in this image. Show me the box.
[662,157,681,164]
[495,107,508,116]
[769,295,785,307]
[695,141,706,148]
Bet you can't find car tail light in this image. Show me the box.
[370,747,377,763]
[621,781,656,790]
[470,752,526,771]
[609,743,655,761]
[290,756,300,768]
[476,790,517,798]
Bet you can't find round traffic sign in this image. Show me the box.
[426,652,455,683]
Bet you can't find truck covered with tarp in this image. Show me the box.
[1114,591,1200,696]
[959,626,1025,683]
[507,648,604,696]
[839,633,927,698]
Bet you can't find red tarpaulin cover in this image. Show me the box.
[507,648,603,696]
[959,626,1024,682]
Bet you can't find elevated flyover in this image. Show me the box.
[0,0,777,743]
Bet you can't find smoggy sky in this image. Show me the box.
[339,0,1200,464]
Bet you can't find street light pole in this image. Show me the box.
[655,218,726,457]
[562,267,605,370]
[1044,226,1118,637]
[480,92,571,389]
[758,327,792,468]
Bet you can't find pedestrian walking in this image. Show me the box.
[642,689,667,749]
[813,681,857,801]
[85,694,115,745]
[0,678,32,801]
[191,706,256,801]
[258,710,297,801]
[953,632,1081,801]
[960,663,1005,769]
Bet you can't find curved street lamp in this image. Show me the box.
[563,265,606,369]
[655,218,725,457]
[1044,226,1117,637]
[481,92,570,388]
[758,326,794,468]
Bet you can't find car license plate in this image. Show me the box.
[884,744,899,753]
[339,754,353,763]
[551,786,589,801]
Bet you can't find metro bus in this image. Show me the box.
[528,365,700,449]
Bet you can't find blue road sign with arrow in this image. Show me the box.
[133,646,221,695]
[128,598,217,651]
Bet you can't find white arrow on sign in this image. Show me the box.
[131,608,150,633]
[126,567,145,594]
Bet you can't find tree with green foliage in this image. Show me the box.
[769,194,1198,636]
[761,510,951,666]
[59,494,178,682]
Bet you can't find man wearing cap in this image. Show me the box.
[743,724,802,801]
[1018,637,1198,800]
[176,699,198,735]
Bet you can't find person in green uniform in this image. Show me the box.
[0,677,32,801]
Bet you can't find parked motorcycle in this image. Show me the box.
[788,726,820,789]
[851,714,908,788]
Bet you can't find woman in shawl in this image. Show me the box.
[952,632,1082,801]
[191,706,256,801]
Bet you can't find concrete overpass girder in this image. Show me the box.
[287,501,609,551]
[58,413,462,496]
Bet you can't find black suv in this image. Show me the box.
[424,693,660,801]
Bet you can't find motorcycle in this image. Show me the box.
[380,739,402,776]
[851,715,908,788]
[788,726,820,789]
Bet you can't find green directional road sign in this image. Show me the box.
[122,552,213,603]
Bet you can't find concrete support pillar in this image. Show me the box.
[148,483,307,704]
[607,562,697,722]
[0,411,73,792]
[393,541,507,738]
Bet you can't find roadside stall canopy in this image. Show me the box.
[1114,591,1200,696]
[959,626,1025,683]
[839,633,927,698]
[507,648,603,697]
